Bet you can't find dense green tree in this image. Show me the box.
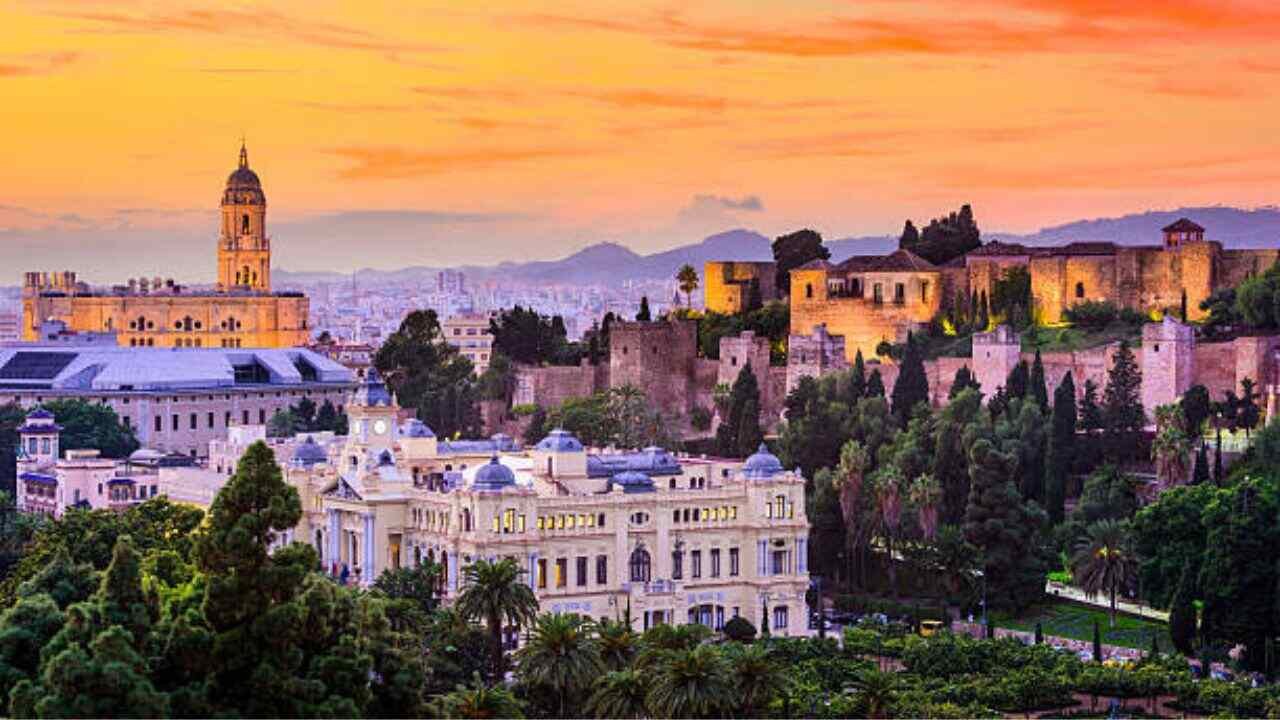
[890,334,929,428]
[726,643,789,717]
[489,306,581,366]
[1029,350,1048,411]
[523,406,548,447]
[1192,442,1210,485]
[455,558,538,683]
[1199,478,1280,670]
[902,204,981,266]
[934,389,982,526]
[948,365,980,400]
[715,364,762,459]
[0,593,64,700]
[1079,379,1104,433]
[1072,520,1137,628]
[0,403,26,497]
[1239,377,1261,438]
[1102,341,1144,461]
[372,561,441,616]
[315,399,340,433]
[1131,482,1215,609]
[964,438,1048,612]
[866,369,885,398]
[991,266,1032,329]
[266,408,298,438]
[636,296,652,322]
[772,229,829,296]
[1168,561,1198,655]
[41,399,139,459]
[996,398,1047,504]
[849,350,866,404]
[376,310,480,438]
[1045,372,1076,524]
[1005,360,1029,400]
[899,219,919,247]
[1181,385,1212,439]
[597,618,638,671]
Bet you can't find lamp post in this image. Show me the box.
[811,575,826,639]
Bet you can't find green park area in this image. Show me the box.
[995,599,1172,651]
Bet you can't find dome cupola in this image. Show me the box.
[473,455,517,491]
[743,443,784,480]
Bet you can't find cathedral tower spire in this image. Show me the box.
[218,141,270,292]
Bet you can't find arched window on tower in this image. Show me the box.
[1075,282,1085,299]
[242,214,250,234]
[242,266,250,286]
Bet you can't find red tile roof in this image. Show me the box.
[1162,218,1204,233]
[836,248,937,273]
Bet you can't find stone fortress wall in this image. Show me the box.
[703,261,778,315]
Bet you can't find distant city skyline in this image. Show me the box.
[3,0,1280,279]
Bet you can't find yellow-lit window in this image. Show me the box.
[730,506,738,520]
[537,559,547,589]
[789,503,795,519]
[492,516,500,533]
[537,516,545,530]
[586,514,596,528]
[518,515,526,533]
[503,509,515,533]
[567,514,576,529]
[556,515,565,530]
[767,503,773,519]
[578,514,586,528]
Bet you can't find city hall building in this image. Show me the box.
[287,370,813,636]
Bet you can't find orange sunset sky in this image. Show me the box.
[2,0,1279,279]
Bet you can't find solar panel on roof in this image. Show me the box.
[0,352,77,380]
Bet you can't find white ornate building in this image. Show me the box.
[287,370,813,636]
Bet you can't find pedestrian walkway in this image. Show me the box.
[1045,581,1169,622]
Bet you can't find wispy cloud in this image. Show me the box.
[0,51,79,77]
[55,7,444,54]
[325,145,594,179]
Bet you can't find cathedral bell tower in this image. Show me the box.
[218,141,271,292]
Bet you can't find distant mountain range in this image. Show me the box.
[275,206,1280,287]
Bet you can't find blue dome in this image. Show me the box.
[743,443,784,480]
[402,419,435,438]
[351,368,393,407]
[610,470,656,494]
[291,437,328,466]
[537,429,583,452]
[473,456,516,491]
[26,407,53,420]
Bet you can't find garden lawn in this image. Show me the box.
[1022,322,1144,354]
[993,599,1172,651]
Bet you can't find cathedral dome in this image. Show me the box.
[291,437,328,466]
[609,470,656,494]
[223,142,265,203]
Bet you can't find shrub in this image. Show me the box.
[1063,301,1118,329]
[689,405,713,432]
[510,403,539,416]
[723,615,756,642]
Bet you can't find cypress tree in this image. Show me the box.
[891,333,929,428]
[1192,442,1210,485]
[1102,341,1144,461]
[949,365,979,400]
[1180,289,1188,323]
[1213,427,1223,484]
[866,369,885,399]
[735,396,763,458]
[746,278,763,312]
[848,350,866,404]
[977,291,990,331]
[1034,622,1044,645]
[965,438,1048,613]
[1030,350,1048,412]
[716,364,761,458]
[635,296,651,322]
[1006,360,1029,399]
[1045,372,1076,524]
[1093,621,1103,662]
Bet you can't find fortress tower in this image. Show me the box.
[971,325,1021,401]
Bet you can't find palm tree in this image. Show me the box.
[872,465,906,598]
[431,673,525,719]
[1152,404,1192,488]
[835,440,870,587]
[636,622,711,671]
[909,473,942,542]
[587,669,650,719]
[726,643,790,717]
[516,613,604,717]
[646,644,734,719]
[850,668,896,719]
[676,264,699,307]
[597,618,639,671]
[454,557,539,683]
[1072,519,1137,628]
